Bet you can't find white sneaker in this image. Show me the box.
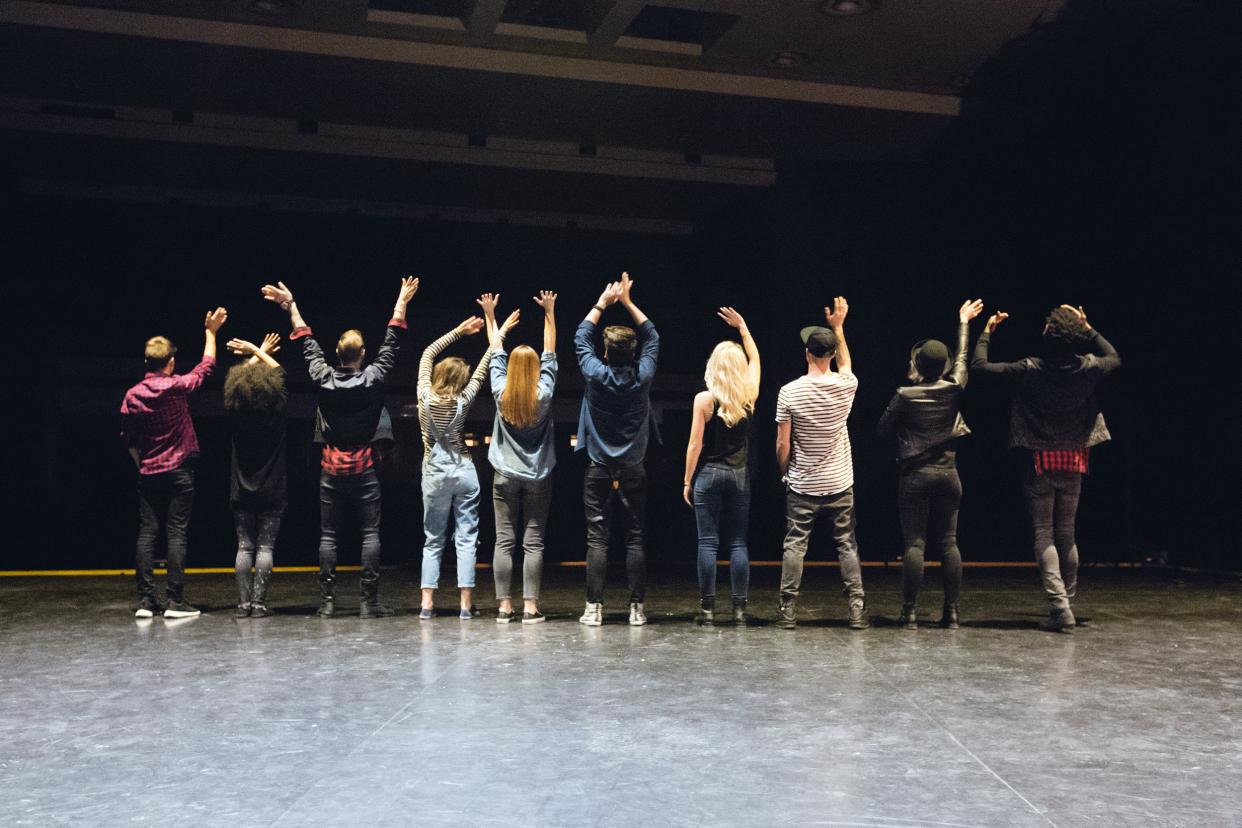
[579,602,603,626]
[629,602,647,626]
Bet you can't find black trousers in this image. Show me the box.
[318,470,383,596]
[583,462,647,605]
[897,465,963,609]
[1021,467,1082,611]
[135,465,195,604]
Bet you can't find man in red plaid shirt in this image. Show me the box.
[121,306,228,619]
[972,304,1120,633]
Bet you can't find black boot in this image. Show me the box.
[775,597,797,629]
[732,600,749,627]
[847,599,871,631]
[1039,607,1075,634]
[316,572,335,619]
[250,568,272,618]
[359,575,393,619]
[939,602,959,629]
[897,604,918,630]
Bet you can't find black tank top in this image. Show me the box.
[702,402,749,469]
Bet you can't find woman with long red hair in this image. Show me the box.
[479,291,559,624]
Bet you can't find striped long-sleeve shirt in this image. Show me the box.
[417,329,494,459]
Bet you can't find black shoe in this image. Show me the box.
[897,604,918,631]
[359,603,395,619]
[1039,608,1076,633]
[732,603,750,626]
[234,604,252,619]
[134,598,163,619]
[521,610,546,625]
[164,600,201,619]
[695,609,715,626]
[847,602,871,631]
[317,573,335,618]
[775,600,797,630]
[496,610,515,624]
[250,604,272,618]
[939,603,960,629]
[316,599,335,618]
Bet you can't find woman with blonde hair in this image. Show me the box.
[478,291,559,624]
[417,308,495,620]
[683,307,760,625]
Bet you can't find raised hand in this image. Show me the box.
[226,338,257,356]
[397,276,420,306]
[824,296,849,329]
[533,290,557,314]
[499,309,521,336]
[204,307,228,333]
[985,311,1009,333]
[476,293,500,319]
[959,299,984,323]
[261,281,294,310]
[619,271,635,305]
[717,306,747,331]
[1059,303,1091,330]
[457,316,485,336]
[259,332,281,354]
[596,281,621,308]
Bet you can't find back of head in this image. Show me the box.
[800,327,838,361]
[1042,307,1091,357]
[224,361,288,415]
[143,336,176,372]
[500,345,541,429]
[705,341,756,426]
[431,356,471,399]
[603,325,637,366]
[336,329,365,366]
[909,339,949,383]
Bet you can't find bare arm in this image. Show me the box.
[825,296,851,374]
[534,291,557,354]
[683,391,712,506]
[618,271,649,326]
[203,307,227,362]
[229,333,282,368]
[261,281,308,331]
[776,420,792,477]
[584,280,621,327]
[718,306,760,403]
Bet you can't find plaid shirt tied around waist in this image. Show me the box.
[1032,448,1089,475]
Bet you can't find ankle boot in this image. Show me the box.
[847,599,871,631]
[1039,607,1075,633]
[897,604,918,630]
[939,602,960,629]
[359,575,393,619]
[775,597,797,629]
[251,568,271,616]
[732,600,749,626]
[316,573,335,618]
[696,598,715,626]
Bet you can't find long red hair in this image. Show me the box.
[499,345,540,429]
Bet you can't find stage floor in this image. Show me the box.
[1,567,1239,827]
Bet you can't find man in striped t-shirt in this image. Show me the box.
[774,297,868,630]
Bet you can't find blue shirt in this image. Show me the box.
[574,319,660,467]
[488,350,558,480]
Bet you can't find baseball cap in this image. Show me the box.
[799,326,837,358]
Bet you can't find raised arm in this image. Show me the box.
[1062,305,1121,375]
[228,333,281,368]
[420,317,484,398]
[953,299,984,386]
[534,291,557,354]
[718,306,760,403]
[620,273,660,384]
[263,281,331,382]
[262,281,308,331]
[577,281,621,379]
[618,271,649,326]
[583,280,621,327]
[971,311,1030,377]
[175,307,226,392]
[825,296,851,374]
[683,391,712,507]
[364,276,419,383]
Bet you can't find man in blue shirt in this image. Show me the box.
[575,272,660,626]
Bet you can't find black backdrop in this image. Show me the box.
[3,0,1237,572]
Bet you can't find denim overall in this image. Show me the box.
[419,397,480,589]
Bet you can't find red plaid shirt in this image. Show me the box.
[321,445,375,476]
[1033,448,1089,475]
[120,356,215,475]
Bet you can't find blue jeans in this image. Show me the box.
[693,464,751,605]
[421,456,481,589]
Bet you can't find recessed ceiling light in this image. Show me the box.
[769,50,809,69]
[818,0,873,16]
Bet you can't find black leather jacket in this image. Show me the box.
[877,321,971,464]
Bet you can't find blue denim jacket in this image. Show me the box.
[488,350,558,481]
[574,319,660,468]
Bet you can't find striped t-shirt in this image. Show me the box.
[775,371,859,496]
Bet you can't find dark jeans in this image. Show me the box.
[779,487,864,608]
[692,464,751,605]
[897,465,963,609]
[492,472,552,601]
[583,462,647,604]
[319,470,382,596]
[234,507,283,606]
[135,465,195,604]
[1022,466,1082,611]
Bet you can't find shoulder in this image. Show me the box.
[693,390,714,414]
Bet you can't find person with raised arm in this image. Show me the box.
[416,301,497,621]
[222,332,287,619]
[971,303,1121,633]
[480,291,559,624]
[121,306,228,619]
[683,307,760,626]
[575,272,660,627]
[877,300,983,630]
[262,276,418,619]
[774,297,868,630]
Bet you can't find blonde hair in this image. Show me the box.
[499,345,541,429]
[705,341,756,427]
[336,329,364,365]
[144,336,176,371]
[431,356,471,399]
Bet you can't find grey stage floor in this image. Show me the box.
[1,567,1240,828]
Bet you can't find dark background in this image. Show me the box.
[2,0,1237,573]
